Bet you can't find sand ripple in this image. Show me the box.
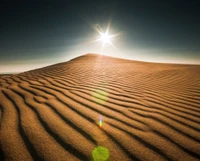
[0,54,200,161]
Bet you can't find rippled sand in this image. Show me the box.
[0,54,200,161]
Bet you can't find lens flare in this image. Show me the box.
[99,115,103,128]
[92,146,110,161]
[92,89,109,105]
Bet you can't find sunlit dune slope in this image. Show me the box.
[0,53,200,161]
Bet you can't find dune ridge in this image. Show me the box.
[0,53,200,161]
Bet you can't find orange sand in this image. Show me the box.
[0,54,200,161]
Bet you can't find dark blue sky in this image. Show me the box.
[0,0,200,73]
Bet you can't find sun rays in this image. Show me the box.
[89,20,120,49]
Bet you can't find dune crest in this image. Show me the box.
[0,54,200,161]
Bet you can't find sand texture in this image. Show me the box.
[0,54,200,161]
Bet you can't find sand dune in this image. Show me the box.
[0,53,200,161]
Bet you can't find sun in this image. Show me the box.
[99,32,112,46]
[96,29,118,48]
[90,21,120,48]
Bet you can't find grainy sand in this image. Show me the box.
[0,53,200,161]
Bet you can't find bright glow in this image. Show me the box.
[90,20,120,49]
[99,32,112,46]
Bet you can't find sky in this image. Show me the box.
[0,0,200,73]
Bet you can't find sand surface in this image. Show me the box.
[0,54,200,161]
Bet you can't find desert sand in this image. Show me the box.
[0,53,200,161]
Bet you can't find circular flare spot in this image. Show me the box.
[92,146,110,161]
[92,89,109,105]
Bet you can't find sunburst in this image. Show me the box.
[99,31,112,46]
[91,21,120,48]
